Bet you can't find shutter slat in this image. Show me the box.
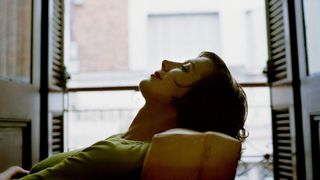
[277,133,290,138]
[270,26,284,38]
[270,14,283,25]
[276,120,289,125]
[53,119,62,124]
[273,57,286,66]
[272,51,286,61]
[314,116,320,121]
[269,0,279,6]
[275,112,289,118]
[274,63,287,73]
[278,140,291,144]
[277,126,290,131]
[52,71,63,80]
[278,152,292,157]
[52,138,61,144]
[53,48,62,58]
[52,131,62,137]
[279,159,292,164]
[53,52,62,62]
[275,71,287,79]
[267,0,288,83]
[53,125,62,131]
[53,22,62,32]
[53,58,63,67]
[279,164,292,171]
[53,0,62,12]
[52,64,62,74]
[271,37,285,49]
[279,171,293,177]
[51,114,64,153]
[270,19,283,32]
[270,7,283,24]
[270,5,282,19]
[269,0,282,12]
[50,0,64,90]
[271,43,285,55]
[273,108,294,178]
[271,30,284,43]
[52,144,61,150]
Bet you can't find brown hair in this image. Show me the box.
[173,51,248,142]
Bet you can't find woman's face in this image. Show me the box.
[139,56,214,104]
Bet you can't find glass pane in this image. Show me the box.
[147,13,221,71]
[65,0,268,87]
[0,0,32,83]
[65,1,272,179]
[304,0,320,75]
[236,87,273,179]
[66,90,144,150]
[65,87,273,179]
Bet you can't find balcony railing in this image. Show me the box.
[65,84,273,179]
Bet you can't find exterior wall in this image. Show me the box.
[71,0,128,72]
[128,0,267,83]
[68,0,267,78]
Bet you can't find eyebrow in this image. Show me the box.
[184,60,195,72]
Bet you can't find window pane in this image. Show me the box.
[304,0,320,75]
[65,87,273,179]
[65,1,272,179]
[66,90,143,150]
[237,87,273,179]
[65,0,268,87]
[0,0,32,83]
[147,13,221,71]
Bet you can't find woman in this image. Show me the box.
[1,51,247,179]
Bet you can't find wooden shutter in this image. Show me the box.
[49,0,66,90]
[265,0,305,179]
[266,0,291,84]
[47,0,66,155]
[48,114,64,154]
[272,108,294,179]
[310,114,320,179]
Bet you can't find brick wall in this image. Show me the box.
[71,0,128,72]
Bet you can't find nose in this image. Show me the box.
[161,60,180,72]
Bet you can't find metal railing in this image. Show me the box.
[65,84,273,179]
[236,154,273,179]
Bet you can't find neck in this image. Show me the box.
[122,102,178,141]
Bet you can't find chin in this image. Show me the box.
[139,79,149,97]
[139,79,147,90]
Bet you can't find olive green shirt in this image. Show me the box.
[20,134,150,180]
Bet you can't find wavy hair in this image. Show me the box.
[173,51,248,143]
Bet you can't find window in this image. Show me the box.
[147,13,221,71]
[64,0,272,179]
[0,0,32,83]
[303,0,320,75]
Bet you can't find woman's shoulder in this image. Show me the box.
[106,133,151,144]
[79,133,151,154]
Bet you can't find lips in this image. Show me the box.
[152,71,162,79]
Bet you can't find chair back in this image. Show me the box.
[141,128,241,180]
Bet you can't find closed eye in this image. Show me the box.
[180,65,189,72]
